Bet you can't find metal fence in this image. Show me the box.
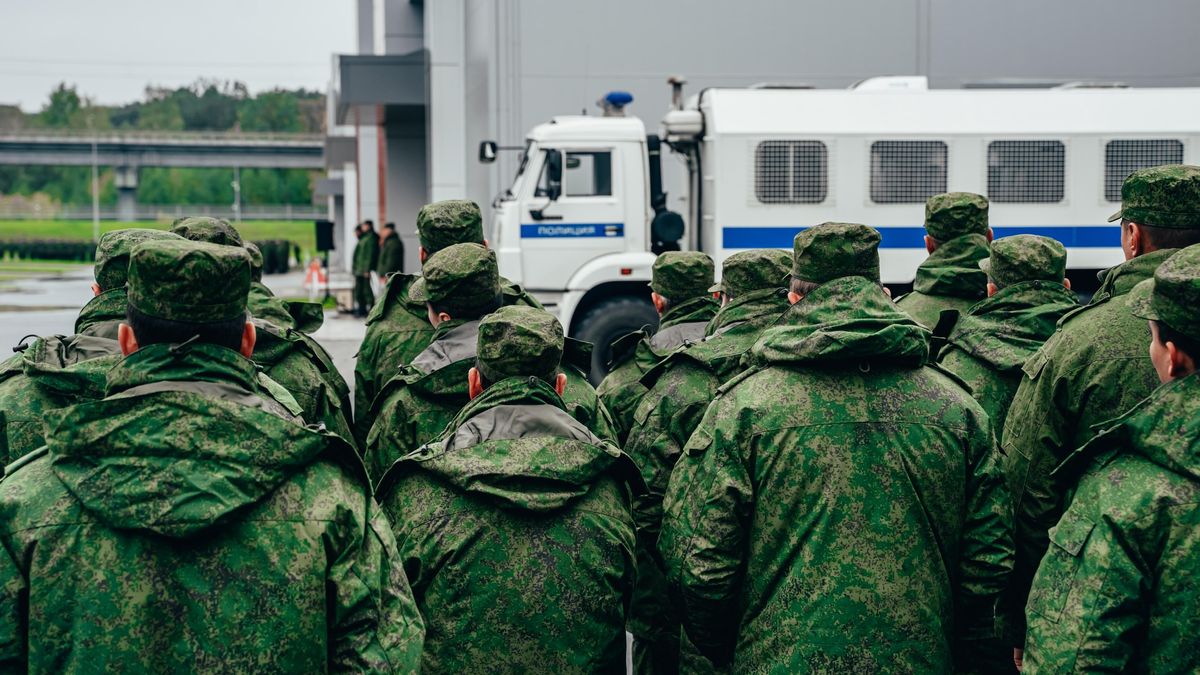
[0,203,328,221]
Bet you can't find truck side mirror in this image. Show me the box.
[545,149,563,201]
[478,140,498,164]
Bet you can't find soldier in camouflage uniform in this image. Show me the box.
[365,243,615,480]
[0,228,184,465]
[897,192,993,328]
[377,222,405,277]
[935,235,1078,431]
[597,251,718,444]
[171,216,356,447]
[1023,243,1200,672]
[375,305,637,673]
[0,238,423,671]
[660,222,1012,672]
[353,199,542,444]
[352,220,380,316]
[622,248,791,674]
[1002,165,1200,664]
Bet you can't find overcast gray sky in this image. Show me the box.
[0,0,356,111]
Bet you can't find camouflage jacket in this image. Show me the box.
[248,280,299,331]
[596,295,718,445]
[897,233,990,328]
[0,334,121,466]
[936,281,1078,432]
[622,287,790,641]
[375,376,637,674]
[352,273,541,445]
[1002,249,1175,642]
[1024,371,1200,673]
[0,342,424,672]
[660,277,1012,672]
[73,287,128,340]
[378,231,404,276]
[352,230,379,275]
[364,318,617,481]
[252,318,356,449]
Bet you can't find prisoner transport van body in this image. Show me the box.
[484,77,1200,381]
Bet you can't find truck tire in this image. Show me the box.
[573,296,659,385]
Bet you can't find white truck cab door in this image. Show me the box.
[519,147,629,290]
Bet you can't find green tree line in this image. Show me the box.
[0,81,324,206]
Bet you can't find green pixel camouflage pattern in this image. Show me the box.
[660,277,1012,672]
[1001,248,1177,644]
[73,287,129,340]
[408,243,501,316]
[375,375,636,673]
[416,199,484,255]
[170,216,244,247]
[94,228,185,291]
[247,280,299,330]
[244,241,264,281]
[476,305,563,383]
[650,251,715,300]
[378,228,404,276]
[896,233,991,328]
[364,319,616,481]
[792,222,881,284]
[352,273,541,446]
[597,295,718,445]
[127,239,251,322]
[936,281,1078,432]
[1129,243,1200,341]
[979,234,1067,287]
[1024,371,1200,672]
[925,191,989,242]
[0,342,424,672]
[708,248,791,296]
[1107,164,1200,228]
[352,227,379,276]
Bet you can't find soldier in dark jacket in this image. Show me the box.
[352,220,380,317]
[376,305,637,673]
[897,191,993,328]
[377,222,405,277]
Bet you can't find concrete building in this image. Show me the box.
[322,0,1200,271]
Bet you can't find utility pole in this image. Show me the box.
[90,138,99,243]
[231,166,242,224]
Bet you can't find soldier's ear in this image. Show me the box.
[91,282,102,297]
[987,282,999,298]
[924,235,938,255]
[468,367,484,400]
[419,247,428,264]
[554,372,567,396]
[985,228,994,243]
[240,321,256,359]
[117,323,139,356]
[787,291,803,305]
[1063,277,1072,290]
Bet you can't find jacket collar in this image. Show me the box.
[106,342,259,397]
[74,287,127,338]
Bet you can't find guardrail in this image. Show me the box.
[0,204,328,221]
[0,129,324,145]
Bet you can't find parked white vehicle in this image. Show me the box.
[483,77,1200,381]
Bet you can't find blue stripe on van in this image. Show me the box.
[722,225,1121,249]
[521,223,624,238]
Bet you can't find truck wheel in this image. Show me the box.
[574,296,659,385]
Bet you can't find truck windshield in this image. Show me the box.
[497,140,534,203]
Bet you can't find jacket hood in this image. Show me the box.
[707,287,791,336]
[912,233,990,299]
[751,276,930,367]
[943,281,1078,371]
[47,343,338,537]
[386,377,636,512]
[9,334,121,399]
[408,319,480,375]
[1092,248,1178,303]
[74,287,127,339]
[1059,372,1200,484]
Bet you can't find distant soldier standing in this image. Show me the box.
[597,250,718,444]
[660,222,1011,672]
[1023,243,1200,672]
[352,219,379,317]
[0,238,423,671]
[377,221,405,277]
[935,234,1078,430]
[897,191,993,328]
[375,305,637,673]
[1003,165,1200,663]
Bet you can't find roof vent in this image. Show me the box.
[850,76,929,92]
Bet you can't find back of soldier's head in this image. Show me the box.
[416,200,484,257]
[1109,164,1200,251]
[125,239,251,351]
[94,229,186,292]
[475,306,564,387]
[980,234,1067,290]
[650,251,715,306]
[790,222,881,295]
[170,216,244,248]
[712,249,791,298]
[409,243,501,320]
[924,192,989,243]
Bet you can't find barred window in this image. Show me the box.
[987,141,1065,203]
[754,141,828,204]
[870,141,948,203]
[1105,140,1184,201]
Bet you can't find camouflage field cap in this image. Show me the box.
[244,242,264,281]
[925,192,990,242]
[1107,164,1200,229]
[979,234,1067,286]
[476,305,564,383]
[170,216,244,247]
[791,222,881,284]
[710,248,792,295]
[416,199,484,255]
[409,243,501,313]
[94,228,185,291]
[127,239,251,322]
[650,251,715,300]
[1130,243,1200,342]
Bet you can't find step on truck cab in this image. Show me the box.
[486,78,1200,382]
